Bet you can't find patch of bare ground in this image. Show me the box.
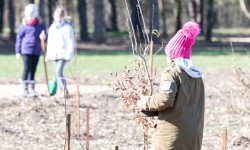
[0,69,249,150]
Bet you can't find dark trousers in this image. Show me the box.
[22,54,39,81]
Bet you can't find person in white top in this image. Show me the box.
[46,7,75,96]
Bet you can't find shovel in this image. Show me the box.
[41,37,49,96]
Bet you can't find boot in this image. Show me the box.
[22,80,29,97]
[28,80,39,97]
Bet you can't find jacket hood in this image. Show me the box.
[53,20,69,29]
[173,58,202,78]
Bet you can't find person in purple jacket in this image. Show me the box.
[15,4,46,97]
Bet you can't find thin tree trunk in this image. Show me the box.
[150,0,159,31]
[129,0,143,40]
[188,0,197,21]
[48,0,58,25]
[199,0,204,34]
[0,0,4,33]
[93,0,105,43]
[78,0,90,41]
[38,0,45,21]
[65,0,73,20]
[8,0,15,41]
[105,0,118,31]
[205,0,214,42]
[158,0,167,37]
[175,0,182,32]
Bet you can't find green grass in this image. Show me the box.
[0,49,249,80]
[213,28,250,36]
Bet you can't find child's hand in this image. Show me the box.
[16,53,21,60]
[39,30,46,40]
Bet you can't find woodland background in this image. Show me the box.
[0,0,250,43]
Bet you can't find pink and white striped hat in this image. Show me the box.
[165,21,200,59]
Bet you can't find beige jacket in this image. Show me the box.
[137,61,205,150]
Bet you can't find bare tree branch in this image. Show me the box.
[239,0,250,19]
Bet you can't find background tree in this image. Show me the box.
[199,0,204,34]
[175,0,182,32]
[37,0,46,25]
[0,0,4,33]
[78,0,90,42]
[129,0,143,40]
[105,0,118,31]
[149,0,159,32]
[158,0,167,37]
[205,0,214,42]
[93,0,105,43]
[187,0,197,21]
[48,0,58,25]
[8,0,15,41]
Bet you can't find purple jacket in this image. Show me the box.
[15,21,46,56]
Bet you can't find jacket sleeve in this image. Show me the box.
[137,69,178,111]
[15,25,24,54]
[64,25,75,60]
[45,27,53,60]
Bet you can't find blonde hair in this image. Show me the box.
[53,7,66,17]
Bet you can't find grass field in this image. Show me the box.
[0,49,249,80]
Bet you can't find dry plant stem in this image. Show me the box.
[125,0,152,96]
[222,128,227,150]
[137,0,149,44]
[86,106,90,150]
[125,0,138,55]
[149,41,153,79]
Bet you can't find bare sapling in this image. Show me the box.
[111,0,163,149]
[231,42,250,116]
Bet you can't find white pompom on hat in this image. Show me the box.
[24,4,38,17]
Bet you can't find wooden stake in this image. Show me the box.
[149,40,154,79]
[222,128,227,150]
[112,145,119,150]
[86,106,90,150]
[65,114,71,150]
[75,85,80,139]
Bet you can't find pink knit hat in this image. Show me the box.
[165,21,200,59]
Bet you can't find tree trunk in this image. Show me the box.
[78,0,90,42]
[175,0,182,32]
[199,0,204,34]
[0,0,4,33]
[48,0,58,25]
[188,0,197,21]
[205,0,214,42]
[105,0,118,31]
[150,0,159,31]
[65,0,73,20]
[158,0,167,37]
[93,0,105,43]
[38,0,45,22]
[129,0,143,40]
[8,0,15,41]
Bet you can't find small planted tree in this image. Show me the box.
[111,0,163,149]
